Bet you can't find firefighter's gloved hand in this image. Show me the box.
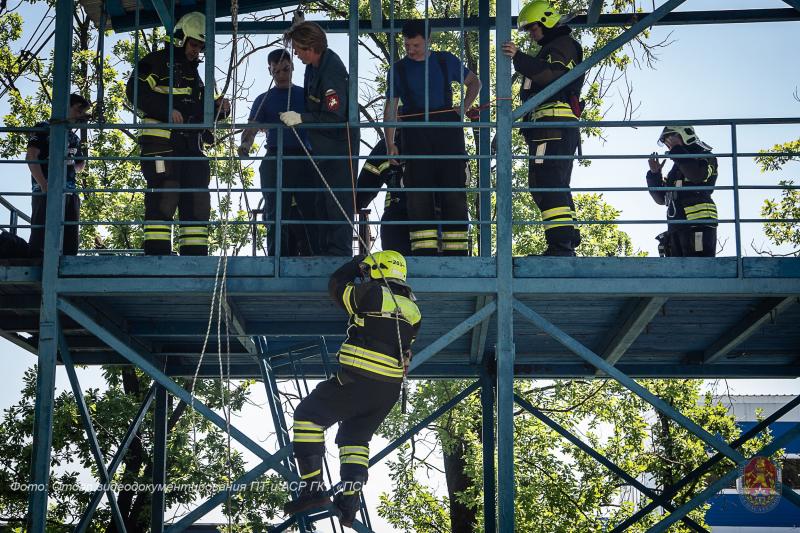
[279,111,302,127]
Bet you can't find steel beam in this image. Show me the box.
[469,295,494,364]
[647,421,800,532]
[27,0,73,525]
[595,296,667,375]
[76,386,156,533]
[370,382,480,465]
[513,0,687,120]
[512,298,800,511]
[514,394,707,532]
[164,452,292,533]
[612,392,800,532]
[0,330,37,354]
[784,0,800,13]
[224,298,258,355]
[58,332,128,533]
[703,296,797,363]
[587,0,604,25]
[369,0,382,30]
[480,368,496,533]
[407,300,496,373]
[56,297,298,481]
[150,0,174,33]
[203,0,215,122]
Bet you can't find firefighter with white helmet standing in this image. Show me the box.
[502,1,584,256]
[647,126,719,256]
[126,11,229,255]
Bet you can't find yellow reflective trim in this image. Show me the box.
[363,162,381,175]
[409,229,438,239]
[341,456,370,467]
[293,435,325,443]
[377,161,392,173]
[140,129,172,139]
[340,344,399,366]
[544,222,575,229]
[442,231,468,239]
[684,203,716,213]
[441,242,469,250]
[541,206,574,219]
[144,234,172,241]
[339,445,369,455]
[178,237,208,246]
[301,469,322,479]
[152,85,193,96]
[343,284,356,315]
[294,420,324,430]
[377,288,421,325]
[338,355,404,378]
[384,193,393,209]
[144,224,171,230]
[411,239,438,250]
[179,227,208,235]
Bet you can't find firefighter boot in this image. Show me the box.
[333,475,367,528]
[283,455,330,516]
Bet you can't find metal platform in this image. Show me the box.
[3,256,798,379]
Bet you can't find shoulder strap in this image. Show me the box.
[436,51,453,109]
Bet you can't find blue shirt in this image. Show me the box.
[28,121,81,192]
[387,51,470,113]
[249,85,310,151]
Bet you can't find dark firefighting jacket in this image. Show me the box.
[329,258,421,383]
[126,45,209,155]
[512,25,584,143]
[646,143,719,228]
[356,139,406,217]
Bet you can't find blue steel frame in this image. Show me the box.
[16,0,800,531]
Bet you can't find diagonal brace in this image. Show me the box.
[647,421,800,532]
[76,385,156,533]
[150,0,174,33]
[514,394,707,533]
[784,0,800,13]
[612,391,800,532]
[513,0,686,120]
[408,301,497,373]
[512,298,800,510]
[59,332,127,533]
[57,297,298,482]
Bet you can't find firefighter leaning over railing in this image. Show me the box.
[125,11,230,256]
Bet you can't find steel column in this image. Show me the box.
[151,384,168,533]
[480,367,496,533]
[495,0,515,528]
[513,0,687,120]
[203,0,216,122]
[478,0,491,256]
[27,0,73,526]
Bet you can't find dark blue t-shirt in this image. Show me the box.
[28,121,81,192]
[387,51,471,113]
[249,85,310,151]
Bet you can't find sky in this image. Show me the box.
[1,0,799,531]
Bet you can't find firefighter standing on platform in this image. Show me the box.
[385,20,481,256]
[356,138,411,256]
[502,1,584,256]
[284,251,421,528]
[647,126,719,257]
[281,21,358,256]
[126,11,230,256]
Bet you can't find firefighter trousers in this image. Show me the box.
[381,204,411,256]
[292,369,401,480]
[141,135,210,256]
[401,111,469,256]
[29,193,80,257]
[666,225,717,257]
[527,127,581,251]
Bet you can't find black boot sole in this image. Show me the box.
[283,494,332,516]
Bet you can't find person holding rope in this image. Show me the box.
[285,251,421,528]
[239,48,317,256]
[384,20,481,256]
[281,21,358,256]
[502,0,584,256]
[126,11,230,256]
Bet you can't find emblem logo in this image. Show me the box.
[737,456,782,513]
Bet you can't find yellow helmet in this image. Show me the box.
[518,1,561,30]
[174,12,206,45]
[658,125,698,146]
[362,250,407,282]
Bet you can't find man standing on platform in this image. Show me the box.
[26,93,92,257]
[239,48,316,256]
[281,21,358,256]
[502,0,584,256]
[126,11,230,256]
[385,20,481,256]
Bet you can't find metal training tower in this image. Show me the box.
[1,0,799,531]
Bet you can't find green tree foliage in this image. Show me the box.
[755,138,800,255]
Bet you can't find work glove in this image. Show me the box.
[279,111,302,127]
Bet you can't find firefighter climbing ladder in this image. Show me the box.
[0,0,799,532]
